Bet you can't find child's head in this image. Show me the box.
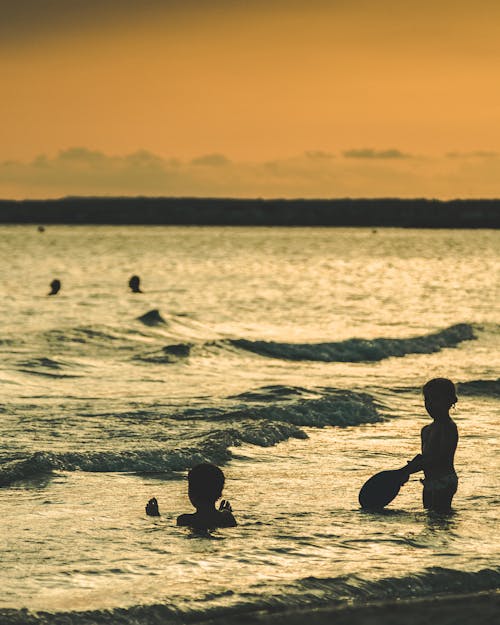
[423,378,457,418]
[188,463,225,509]
[128,275,141,292]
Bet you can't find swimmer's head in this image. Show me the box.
[188,463,225,508]
[48,279,61,296]
[423,378,457,418]
[128,275,142,293]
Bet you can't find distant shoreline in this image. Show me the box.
[0,197,499,228]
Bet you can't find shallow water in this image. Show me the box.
[0,225,498,621]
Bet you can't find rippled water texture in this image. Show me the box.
[0,226,498,618]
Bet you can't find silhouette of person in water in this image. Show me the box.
[128,275,142,293]
[146,463,237,529]
[405,378,459,512]
[48,279,61,296]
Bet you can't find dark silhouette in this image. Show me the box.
[48,279,61,296]
[145,497,160,516]
[405,378,459,512]
[37,225,45,232]
[128,275,142,293]
[359,466,410,510]
[359,378,459,511]
[137,309,166,326]
[146,463,237,529]
[0,197,499,228]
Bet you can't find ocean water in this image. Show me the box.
[0,225,499,623]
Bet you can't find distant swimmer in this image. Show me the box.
[48,279,61,296]
[128,275,142,293]
[405,378,459,512]
[146,463,237,529]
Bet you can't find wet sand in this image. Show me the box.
[203,590,500,625]
[0,589,497,624]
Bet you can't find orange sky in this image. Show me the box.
[2,0,500,198]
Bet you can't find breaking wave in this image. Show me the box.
[0,387,381,487]
[0,567,497,624]
[457,379,500,398]
[230,384,314,401]
[291,566,500,604]
[0,422,305,487]
[176,387,382,428]
[228,323,475,362]
[392,377,500,399]
[4,322,480,367]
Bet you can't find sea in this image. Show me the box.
[0,225,499,624]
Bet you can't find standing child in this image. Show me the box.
[407,378,459,512]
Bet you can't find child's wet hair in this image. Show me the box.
[188,463,225,503]
[423,378,457,405]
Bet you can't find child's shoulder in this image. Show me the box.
[216,510,237,528]
[436,417,458,431]
[176,511,237,529]
[445,418,458,433]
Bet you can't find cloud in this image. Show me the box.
[446,151,500,159]
[1,147,500,199]
[0,1,328,46]
[343,148,413,159]
[0,148,171,197]
[304,151,336,160]
[190,154,231,167]
[0,1,177,45]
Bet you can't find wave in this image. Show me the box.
[457,379,500,398]
[0,567,497,624]
[16,356,83,378]
[137,309,167,326]
[43,326,125,346]
[391,378,500,399]
[229,384,315,401]
[0,388,381,487]
[227,323,475,362]
[32,324,169,358]
[5,322,479,367]
[134,343,193,364]
[0,422,305,487]
[177,387,382,428]
[291,566,500,604]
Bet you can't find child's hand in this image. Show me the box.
[405,454,423,474]
[146,497,160,516]
[219,500,232,513]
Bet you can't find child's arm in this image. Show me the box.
[401,448,425,476]
[403,424,432,474]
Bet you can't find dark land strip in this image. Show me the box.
[0,197,499,227]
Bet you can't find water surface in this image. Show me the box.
[0,226,498,619]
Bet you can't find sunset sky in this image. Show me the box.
[2,0,500,198]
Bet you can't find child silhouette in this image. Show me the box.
[146,463,237,529]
